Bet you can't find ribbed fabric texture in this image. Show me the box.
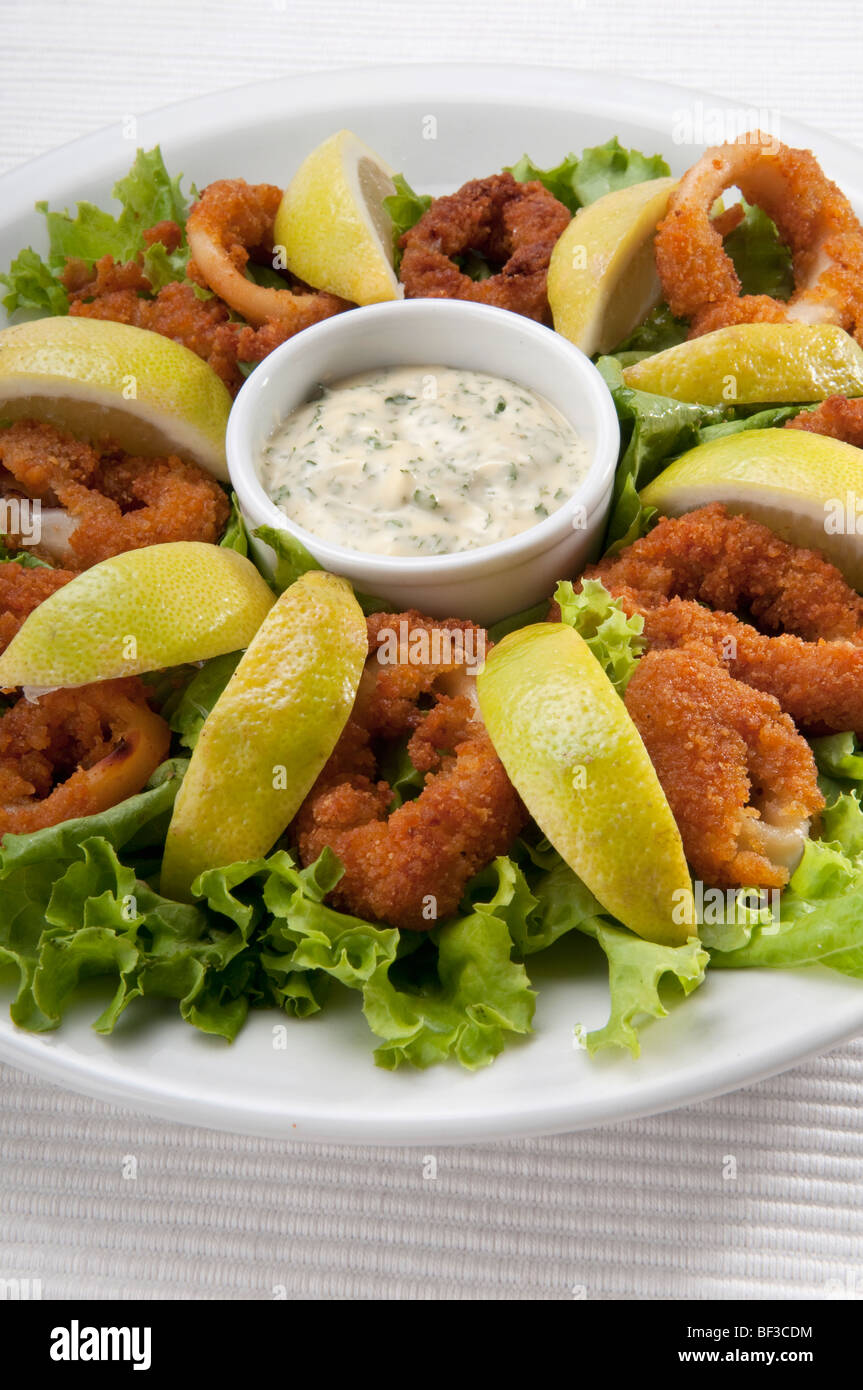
[1,0,863,1301]
[2,1047,863,1299]
[2,0,863,175]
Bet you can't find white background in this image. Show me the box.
[1,0,862,1301]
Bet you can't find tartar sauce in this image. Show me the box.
[260,365,590,557]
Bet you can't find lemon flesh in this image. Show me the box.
[0,543,275,689]
[547,177,676,356]
[0,316,232,479]
[477,623,693,945]
[274,129,401,306]
[160,571,367,900]
[641,428,863,590]
[623,323,863,405]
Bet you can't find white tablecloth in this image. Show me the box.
[1,0,863,1302]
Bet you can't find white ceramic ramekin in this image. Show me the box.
[226,299,619,624]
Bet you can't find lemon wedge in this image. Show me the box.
[0,542,275,689]
[0,316,232,478]
[641,428,863,590]
[477,622,693,945]
[273,129,401,306]
[160,570,367,900]
[622,323,863,405]
[547,177,676,355]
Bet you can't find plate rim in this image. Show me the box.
[1,61,862,1144]
[2,977,863,1144]
[3,61,861,209]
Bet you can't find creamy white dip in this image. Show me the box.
[259,364,591,557]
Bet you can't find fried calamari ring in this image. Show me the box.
[586,505,863,733]
[186,178,350,329]
[636,599,863,737]
[624,647,823,889]
[0,678,170,837]
[398,171,571,323]
[0,420,230,567]
[295,612,526,931]
[654,133,863,340]
[589,503,863,641]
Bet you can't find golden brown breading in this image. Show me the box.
[399,171,570,324]
[625,646,823,889]
[0,562,75,655]
[0,678,170,836]
[295,613,525,931]
[585,505,863,733]
[68,183,350,396]
[589,502,863,641]
[69,276,246,394]
[186,178,349,330]
[641,599,863,736]
[786,394,863,447]
[0,420,229,568]
[654,133,863,341]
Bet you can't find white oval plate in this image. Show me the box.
[1,65,862,1144]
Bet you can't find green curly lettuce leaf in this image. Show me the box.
[1,146,193,316]
[0,774,705,1067]
[502,846,605,956]
[383,174,432,268]
[255,852,535,1070]
[0,787,351,1044]
[570,137,671,207]
[811,732,863,788]
[553,577,646,693]
[696,405,801,445]
[508,138,670,213]
[377,738,425,811]
[0,760,185,1030]
[0,541,52,568]
[254,522,388,613]
[0,760,270,1043]
[596,355,726,549]
[507,151,584,212]
[596,357,803,551]
[724,199,794,299]
[487,844,706,1057]
[612,304,688,357]
[709,787,863,979]
[576,918,708,1056]
[168,652,242,751]
[219,494,250,557]
[362,857,536,1070]
[111,145,189,229]
[253,522,322,591]
[262,848,400,990]
[0,247,70,316]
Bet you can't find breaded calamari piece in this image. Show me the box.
[625,647,823,888]
[295,613,524,931]
[399,172,570,324]
[0,678,170,836]
[0,420,229,567]
[0,562,76,655]
[589,502,863,641]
